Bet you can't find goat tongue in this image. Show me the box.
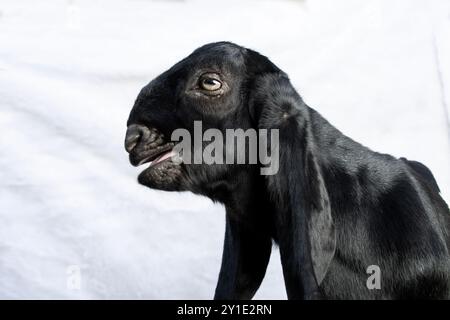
[150,150,176,166]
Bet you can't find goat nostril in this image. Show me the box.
[125,135,139,152]
[125,125,143,153]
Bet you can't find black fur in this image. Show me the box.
[125,42,450,299]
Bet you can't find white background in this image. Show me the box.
[1,0,449,299]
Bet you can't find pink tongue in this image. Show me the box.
[152,150,176,165]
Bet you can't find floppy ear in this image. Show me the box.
[248,70,336,298]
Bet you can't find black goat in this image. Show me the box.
[125,42,450,299]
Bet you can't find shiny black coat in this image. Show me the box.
[125,42,450,299]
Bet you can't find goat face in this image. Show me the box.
[124,42,280,196]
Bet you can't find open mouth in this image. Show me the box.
[126,125,184,190]
[138,146,177,168]
[131,143,177,169]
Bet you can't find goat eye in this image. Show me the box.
[199,74,222,91]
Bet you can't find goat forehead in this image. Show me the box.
[190,43,246,66]
[139,43,247,97]
[193,41,245,56]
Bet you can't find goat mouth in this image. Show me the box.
[136,143,184,190]
[130,143,174,167]
[127,127,183,189]
[131,143,176,168]
[138,147,178,168]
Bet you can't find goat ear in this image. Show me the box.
[244,49,281,76]
[249,72,336,295]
